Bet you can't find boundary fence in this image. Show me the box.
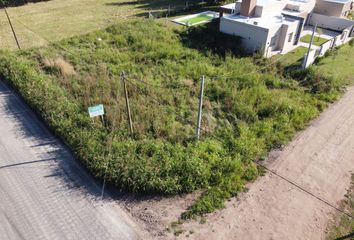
[302,25,354,68]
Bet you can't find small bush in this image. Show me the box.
[349,38,354,47]
[0,0,50,8]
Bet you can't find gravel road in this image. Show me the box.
[179,88,354,239]
[0,80,141,240]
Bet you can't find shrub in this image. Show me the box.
[349,38,354,47]
[0,0,50,8]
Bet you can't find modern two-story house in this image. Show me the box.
[219,0,354,57]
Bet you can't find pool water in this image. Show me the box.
[180,14,214,25]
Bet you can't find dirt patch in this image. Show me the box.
[120,192,201,239]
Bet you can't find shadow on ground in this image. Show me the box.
[0,79,177,206]
[179,21,246,58]
[106,0,219,18]
[335,232,354,240]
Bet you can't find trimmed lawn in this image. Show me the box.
[300,34,329,46]
[0,0,139,49]
[0,0,204,49]
[274,46,308,67]
[314,45,354,84]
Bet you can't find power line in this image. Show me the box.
[3,6,21,49]
[255,162,354,220]
[125,74,354,220]
[12,17,79,57]
[133,77,190,90]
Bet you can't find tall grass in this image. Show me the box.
[0,20,346,218]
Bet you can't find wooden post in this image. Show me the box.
[196,76,205,140]
[121,71,134,136]
[100,115,105,126]
[4,7,21,50]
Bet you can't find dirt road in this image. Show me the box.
[0,80,141,240]
[174,88,354,239]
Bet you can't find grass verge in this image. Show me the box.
[273,46,307,67]
[326,174,354,239]
[0,0,210,49]
[0,20,350,219]
[300,34,329,46]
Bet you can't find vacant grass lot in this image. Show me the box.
[300,34,329,46]
[0,0,204,49]
[1,20,350,218]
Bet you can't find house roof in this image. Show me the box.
[322,0,352,3]
[223,14,297,30]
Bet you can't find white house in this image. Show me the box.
[219,0,354,57]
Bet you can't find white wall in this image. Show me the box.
[314,1,345,17]
[308,13,354,31]
[318,39,333,56]
[302,49,317,68]
[279,20,299,53]
[220,17,270,54]
[220,17,303,57]
[333,28,353,46]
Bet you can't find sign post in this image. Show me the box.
[88,104,105,125]
[88,104,105,118]
[88,104,108,199]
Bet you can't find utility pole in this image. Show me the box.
[3,6,21,50]
[196,75,205,140]
[121,71,134,136]
[303,23,317,69]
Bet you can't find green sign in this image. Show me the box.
[88,104,104,118]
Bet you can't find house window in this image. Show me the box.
[270,36,277,46]
[341,32,346,40]
[288,33,293,43]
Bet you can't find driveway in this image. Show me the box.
[0,80,141,240]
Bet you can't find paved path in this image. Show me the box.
[183,87,354,240]
[0,80,141,240]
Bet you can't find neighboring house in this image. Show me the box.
[219,0,354,57]
[314,0,353,18]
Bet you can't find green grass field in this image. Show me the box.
[0,0,204,49]
[300,34,329,46]
[180,14,214,25]
[274,46,308,67]
[314,45,354,83]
